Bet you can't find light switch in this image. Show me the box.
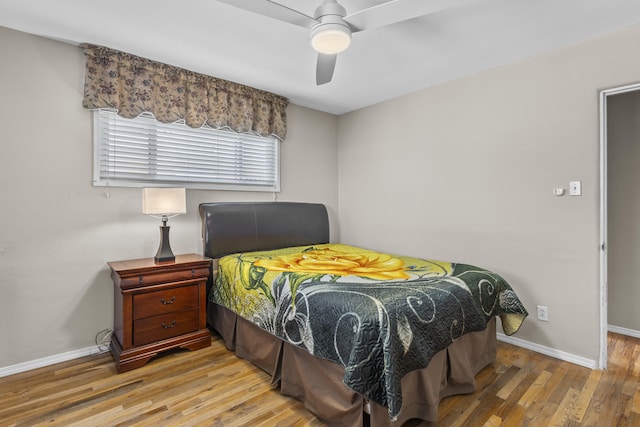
[569,181,582,196]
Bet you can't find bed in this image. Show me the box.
[199,202,527,426]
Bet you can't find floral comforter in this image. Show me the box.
[211,243,527,419]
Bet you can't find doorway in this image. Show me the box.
[599,82,640,369]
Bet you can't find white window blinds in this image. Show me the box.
[93,110,280,191]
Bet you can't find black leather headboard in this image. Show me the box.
[199,202,330,259]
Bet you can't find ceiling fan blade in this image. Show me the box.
[218,0,317,29]
[316,53,337,85]
[345,0,473,32]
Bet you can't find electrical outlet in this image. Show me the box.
[537,305,549,321]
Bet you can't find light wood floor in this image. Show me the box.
[1,332,639,426]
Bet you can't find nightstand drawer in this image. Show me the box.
[133,308,199,347]
[133,285,199,320]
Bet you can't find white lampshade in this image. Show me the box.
[310,23,351,54]
[142,188,186,216]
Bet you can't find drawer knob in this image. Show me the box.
[160,296,176,305]
[161,320,177,329]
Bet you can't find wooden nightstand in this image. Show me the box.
[108,254,212,373]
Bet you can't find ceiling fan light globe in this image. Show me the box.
[310,27,351,54]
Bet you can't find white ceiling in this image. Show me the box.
[1,0,640,115]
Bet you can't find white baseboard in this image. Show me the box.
[608,324,640,339]
[1,334,605,379]
[0,345,105,378]
[497,333,597,369]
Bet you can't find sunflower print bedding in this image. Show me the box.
[212,243,528,419]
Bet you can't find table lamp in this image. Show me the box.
[142,188,186,263]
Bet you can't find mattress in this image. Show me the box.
[210,243,527,419]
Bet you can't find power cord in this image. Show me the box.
[92,328,113,356]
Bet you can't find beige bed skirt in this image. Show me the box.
[209,303,497,426]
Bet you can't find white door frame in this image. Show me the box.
[599,81,640,369]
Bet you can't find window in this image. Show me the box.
[93,109,280,191]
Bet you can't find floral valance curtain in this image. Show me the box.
[82,44,289,139]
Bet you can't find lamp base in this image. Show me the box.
[154,225,175,263]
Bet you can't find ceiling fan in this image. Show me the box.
[218,0,459,85]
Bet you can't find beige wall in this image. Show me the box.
[607,90,640,331]
[0,26,339,369]
[338,23,640,362]
[5,19,640,371]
